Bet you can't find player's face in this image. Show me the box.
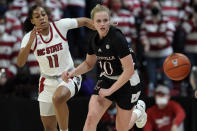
[93,11,110,38]
[31,7,49,30]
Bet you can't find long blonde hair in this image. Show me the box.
[90,4,110,20]
[91,4,118,26]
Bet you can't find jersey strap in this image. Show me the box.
[52,22,67,42]
[39,25,53,44]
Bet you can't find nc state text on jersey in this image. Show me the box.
[37,43,63,56]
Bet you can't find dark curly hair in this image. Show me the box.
[23,5,50,33]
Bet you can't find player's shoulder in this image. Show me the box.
[23,31,31,38]
[109,26,124,38]
[54,18,76,25]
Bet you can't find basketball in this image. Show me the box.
[163,53,191,81]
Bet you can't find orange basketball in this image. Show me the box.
[163,53,191,81]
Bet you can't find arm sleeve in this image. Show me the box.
[171,101,186,126]
[113,31,130,59]
[54,18,78,38]
[143,109,154,131]
[20,32,36,50]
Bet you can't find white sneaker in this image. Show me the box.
[134,100,147,128]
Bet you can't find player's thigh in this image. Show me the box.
[39,102,57,128]
[87,95,112,121]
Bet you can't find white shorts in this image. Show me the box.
[39,101,55,116]
[38,75,82,116]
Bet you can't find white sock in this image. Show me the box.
[60,129,68,131]
[133,108,142,119]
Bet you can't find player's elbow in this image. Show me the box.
[127,66,135,77]
[17,58,25,67]
[85,61,94,70]
[17,62,24,68]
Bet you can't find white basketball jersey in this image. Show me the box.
[21,18,78,76]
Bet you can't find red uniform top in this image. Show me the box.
[143,100,185,131]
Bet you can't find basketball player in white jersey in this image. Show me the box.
[17,5,94,131]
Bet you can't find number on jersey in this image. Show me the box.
[47,54,59,68]
[98,61,113,75]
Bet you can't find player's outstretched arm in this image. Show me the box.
[76,17,95,30]
[109,55,134,93]
[62,54,97,82]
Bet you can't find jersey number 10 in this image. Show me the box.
[47,54,59,68]
[98,61,113,75]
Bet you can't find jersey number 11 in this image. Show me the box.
[47,54,59,68]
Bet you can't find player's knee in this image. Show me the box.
[52,87,70,104]
[52,94,62,105]
[52,93,67,105]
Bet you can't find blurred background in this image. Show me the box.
[0,0,197,131]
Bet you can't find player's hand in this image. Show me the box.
[29,26,42,43]
[99,88,113,98]
[62,71,71,83]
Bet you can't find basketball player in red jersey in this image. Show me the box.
[17,5,94,131]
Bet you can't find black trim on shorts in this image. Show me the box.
[74,82,78,96]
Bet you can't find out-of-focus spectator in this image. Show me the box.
[110,0,137,48]
[0,0,8,15]
[45,0,63,21]
[0,13,20,86]
[5,11,23,40]
[140,1,175,96]
[190,66,197,98]
[159,0,189,27]
[27,0,45,8]
[103,0,144,18]
[143,85,185,131]
[182,3,197,67]
[63,0,87,59]
[159,0,189,53]
[7,0,28,23]
[122,0,142,17]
